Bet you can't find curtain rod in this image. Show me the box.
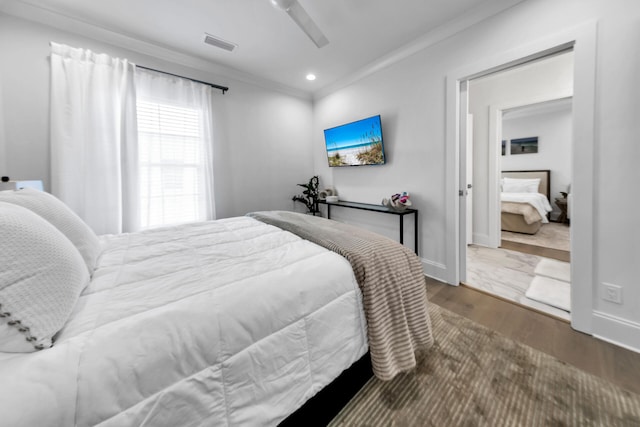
[136,65,229,94]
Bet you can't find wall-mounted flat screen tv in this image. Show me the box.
[323,115,386,167]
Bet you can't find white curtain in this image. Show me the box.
[135,68,215,228]
[50,42,139,235]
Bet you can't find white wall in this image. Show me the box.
[314,49,451,271]
[0,13,314,219]
[469,52,573,244]
[502,100,573,219]
[314,0,640,351]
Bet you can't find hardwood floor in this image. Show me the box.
[426,277,640,395]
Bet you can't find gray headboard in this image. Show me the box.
[502,170,551,201]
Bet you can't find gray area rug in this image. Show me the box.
[329,303,640,426]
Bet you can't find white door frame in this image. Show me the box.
[487,94,574,248]
[458,81,469,282]
[445,22,597,334]
[466,113,473,246]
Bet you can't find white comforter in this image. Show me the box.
[0,217,368,426]
[501,192,553,223]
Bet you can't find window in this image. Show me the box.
[135,69,215,229]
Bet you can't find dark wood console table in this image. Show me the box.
[317,200,419,255]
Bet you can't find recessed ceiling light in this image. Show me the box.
[306,73,316,81]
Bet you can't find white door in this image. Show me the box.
[466,114,473,245]
[458,81,470,282]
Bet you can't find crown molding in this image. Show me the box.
[1,0,526,102]
[0,0,312,100]
[503,96,573,120]
[313,0,526,101]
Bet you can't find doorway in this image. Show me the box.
[466,71,574,319]
[446,22,597,334]
[499,98,572,256]
[464,52,574,320]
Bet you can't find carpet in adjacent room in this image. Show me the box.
[329,303,640,426]
[501,222,570,252]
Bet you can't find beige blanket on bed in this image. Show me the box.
[248,211,434,381]
[501,201,543,225]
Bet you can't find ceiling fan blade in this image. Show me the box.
[286,1,329,48]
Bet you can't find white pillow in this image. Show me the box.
[502,177,540,193]
[0,188,100,273]
[0,202,89,352]
[502,182,532,193]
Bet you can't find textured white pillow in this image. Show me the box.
[502,182,530,193]
[0,188,100,273]
[0,202,89,352]
[502,178,540,193]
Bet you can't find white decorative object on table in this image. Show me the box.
[319,187,336,201]
[326,195,339,203]
[382,192,412,211]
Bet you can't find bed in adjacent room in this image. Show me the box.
[0,189,432,426]
[500,170,553,235]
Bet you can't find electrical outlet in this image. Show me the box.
[602,283,623,304]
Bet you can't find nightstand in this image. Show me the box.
[555,198,568,224]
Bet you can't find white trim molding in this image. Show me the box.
[593,311,640,354]
[446,21,598,335]
[0,0,312,100]
[0,71,6,174]
[313,0,526,101]
[421,258,448,284]
[472,233,490,247]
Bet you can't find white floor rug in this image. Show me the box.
[534,258,571,282]
[526,276,571,312]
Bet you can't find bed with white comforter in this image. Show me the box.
[501,192,553,224]
[0,215,368,426]
[500,172,553,234]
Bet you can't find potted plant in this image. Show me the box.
[292,176,319,215]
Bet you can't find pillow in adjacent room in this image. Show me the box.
[502,177,540,193]
[0,202,89,352]
[0,188,100,273]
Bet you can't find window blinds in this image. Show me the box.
[137,100,206,228]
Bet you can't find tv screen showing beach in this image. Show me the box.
[324,115,386,167]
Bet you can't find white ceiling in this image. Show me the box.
[1,0,524,96]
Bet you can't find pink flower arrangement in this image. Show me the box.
[382,191,412,211]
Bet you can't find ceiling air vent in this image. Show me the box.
[204,33,237,52]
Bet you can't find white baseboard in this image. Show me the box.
[592,310,640,354]
[472,233,490,247]
[421,258,448,284]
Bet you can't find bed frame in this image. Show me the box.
[280,353,372,426]
[501,170,551,234]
